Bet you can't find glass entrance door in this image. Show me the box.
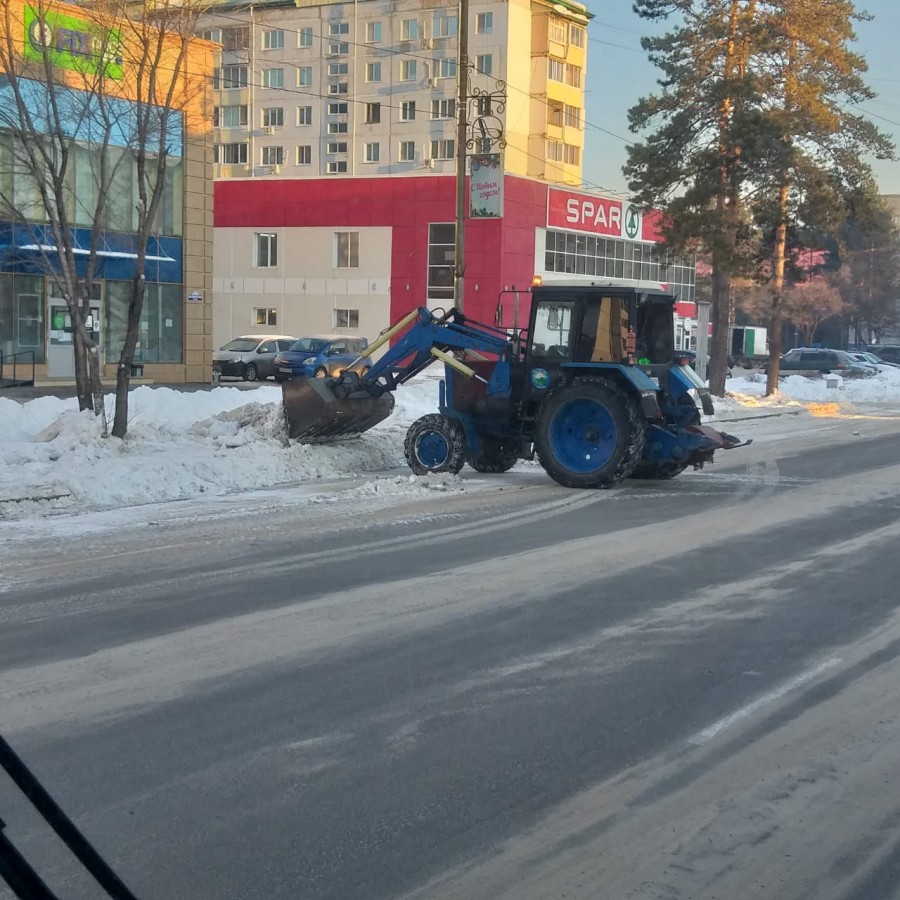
[47,302,102,378]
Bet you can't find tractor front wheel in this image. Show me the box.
[467,436,519,473]
[404,414,467,475]
[535,379,644,489]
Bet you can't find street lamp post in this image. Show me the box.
[454,0,469,312]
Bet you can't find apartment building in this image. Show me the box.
[200,0,589,184]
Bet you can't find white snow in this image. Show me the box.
[1,364,899,525]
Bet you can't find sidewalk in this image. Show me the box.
[0,380,265,403]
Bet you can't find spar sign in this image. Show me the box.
[547,189,648,241]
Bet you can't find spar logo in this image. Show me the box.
[623,204,641,240]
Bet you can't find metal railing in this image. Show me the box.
[0,350,36,387]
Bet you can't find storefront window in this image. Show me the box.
[105,281,182,363]
[0,274,46,364]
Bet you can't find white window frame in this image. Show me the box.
[399,140,416,162]
[431,98,455,119]
[476,54,492,76]
[261,146,284,166]
[296,145,312,165]
[437,58,457,79]
[328,82,349,95]
[262,29,284,50]
[400,59,417,82]
[364,102,381,124]
[327,122,349,134]
[262,107,284,127]
[297,67,313,87]
[401,100,416,121]
[365,21,382,42]
[328,62,349,76]
[326,141,348,153]
[433,14,458,38]
[400,18,418,41]
[329,21,349,35]
[430,139,455,160]
[254,307,278,326]
[327,161,348,174]
[365,62,382,83]
[328,102,348,114]
[548,59,564,82]
[364,142,380,163]
[333,308,360,328]
[262,68,284,89]
[298,27,313,48]
[334,232,360,268]
[297,106,313,126]
[475,12,492,34]
[255,232,278,268]
[216,142,249,165]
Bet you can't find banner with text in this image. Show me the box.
[469,154,503,219]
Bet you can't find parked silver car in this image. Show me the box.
[212,335,297,382]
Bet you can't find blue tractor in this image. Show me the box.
[281,284,748,488]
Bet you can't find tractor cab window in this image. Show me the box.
[635,297,675,365]
[530,301,574,358]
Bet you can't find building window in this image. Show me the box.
[475,96,492,116]
[431,98,455,119]
[328,102,348,114]
[262,107,284,127]
[400,60,417,81]
[475,12,492,34]
[326,141,348,153]
[262,68,284,89]
[401,100,416,121]
[399,140,416,161]
[329,22,349,35]
[255,233,277,267]
[569,24,585,47]
[549,19,566,43]
[216,142,248,164]
[261,146,284,166]
[298,67,313,87]
[437,58,457,79]
[401,18,418,40]
[366,21,382,42]
[364,102,381,124]
[433,14,458,38]
[201,28,220,43]
[327,122,348,134]
[365,62,382,82]
[327,161,348,174]
[430,139,455,160]
[222,26,249,50]
[335,232,359,267]
[254,307,278,326]
[297,106,312,126]
[564,144,580,165]
[334,308,359,328]
[547,100,563,128]
[564,104,581,128]
[215,104,248,127]
[548,58,564,82]
[476,54,492,76]
[298,27,313,48]
[364,142,380,163]
[428,223,455,301]
[218,65,248,89]
[546,139,563,162]
[329,82,348,95]
[545,141,579,164]
[329,42,349,55]
[297,145,312,165]
[328,62,349,76]
[566,64,582,88]
[263,29,284,50]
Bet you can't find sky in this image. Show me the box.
[2,369,900,529]
[582,0,900,199]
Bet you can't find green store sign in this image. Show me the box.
[24,5,123,79]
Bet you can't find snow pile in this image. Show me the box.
[0,375,442,519]
[726,365,900,406]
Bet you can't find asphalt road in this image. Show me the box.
[3,413,900,900]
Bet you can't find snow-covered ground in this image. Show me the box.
[2,365,899,525]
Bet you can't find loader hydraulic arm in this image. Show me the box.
[344,307,514,397]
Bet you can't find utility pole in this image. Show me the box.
[454,0,469,312]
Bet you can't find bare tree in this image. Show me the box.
[0,0,208,436]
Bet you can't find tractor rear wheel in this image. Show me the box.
[404,414,467,475]
[467,436,519,473]
[534,379,644,488]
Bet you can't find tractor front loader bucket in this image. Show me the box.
[282,377,395,442]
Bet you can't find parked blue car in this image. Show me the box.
[273,335,370,381]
